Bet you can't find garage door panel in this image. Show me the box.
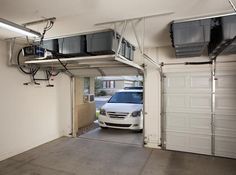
[164,94,211,113]
[215,70,236,159]
[164,70,212,155]
[166,132,211,155]
[216,75,236,89]
[216,95,236,111]
[190,76,211,88]
[164,69,236,158]
[164,72,211,94]
[166,76,186,88]
[215,137,236,159]
[215,114,236,135]
[165,95,186,108]
[216,71,236,94]
[190,96,211,108]
[166,113,211,134]
[216,71,236,87]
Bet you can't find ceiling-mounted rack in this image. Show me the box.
[24,54,144,71]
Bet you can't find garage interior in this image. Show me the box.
[1,0,236,175]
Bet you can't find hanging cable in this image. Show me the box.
[40,20,54,45]
[17,49,39,74]
[48,69,60,76]
[49,52,73,76]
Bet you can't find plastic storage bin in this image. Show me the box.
[171,19,211,58]
[41,39,59,53]
[58,35,86,57]
[124,43,135,61]
[86,30,126,56]
[209,15,236,56]
[34,39,59,53]
[130,46,135,61]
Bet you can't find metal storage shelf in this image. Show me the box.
[24,54,144,71]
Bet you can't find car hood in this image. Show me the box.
[102,103,143,113]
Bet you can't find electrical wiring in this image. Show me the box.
[47,69,60,76]
[55,54,73,76]
[40,20,54,45]
[17,49,39,74]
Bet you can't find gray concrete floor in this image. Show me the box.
[0,137,236,175]
[79,128,143,146]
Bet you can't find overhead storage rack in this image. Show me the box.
[18,29,143,77]
[170,12,236,59]
[23,54,143,76]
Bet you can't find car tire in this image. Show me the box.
[100,126,107,129]
[134,129,143,133]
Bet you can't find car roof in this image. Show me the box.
[124,86,143,90]
[117,89,143,93]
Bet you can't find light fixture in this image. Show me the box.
[0,18,41,37]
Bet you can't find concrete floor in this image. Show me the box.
[79,128,143,146]
[0,137,236,175]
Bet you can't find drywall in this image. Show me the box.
[144,65,161,148]
[74,77,96,131]
[143,48,161,148]
[0,40,71,161]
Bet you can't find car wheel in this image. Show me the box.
[134,129,143,133]
[100,126,107,129]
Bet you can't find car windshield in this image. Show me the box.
[108,92,143,104]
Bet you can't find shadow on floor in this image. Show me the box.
[79,127,143,146]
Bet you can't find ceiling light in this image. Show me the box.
[0,18,41,37]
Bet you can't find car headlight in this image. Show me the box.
[100,109,106,115]
[131,110,142,117]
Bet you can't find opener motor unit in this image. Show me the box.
[22,45,46,59]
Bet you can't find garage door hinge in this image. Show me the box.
[162,75,166,78]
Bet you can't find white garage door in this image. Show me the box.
[163,70,212,155]
[215,70,236,159]
[163,68,236,158]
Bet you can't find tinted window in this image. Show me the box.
[108,92,143,104]
[124,87,143,90]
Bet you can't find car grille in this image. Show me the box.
[105,123,132,127]
[107,112,129,119]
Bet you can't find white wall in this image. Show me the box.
[0,40,71,161]
[143,48,161,148]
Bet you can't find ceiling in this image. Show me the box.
[0,0,235,47]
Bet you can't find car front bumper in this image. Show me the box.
[98,114,143,130]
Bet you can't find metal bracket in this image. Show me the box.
[96,13,164,69]
[160,65,166,149]
[116,21,127,57]
[211,59,217,156]
[96,68,106,76]
[22,17,56,27]
[228,0,236,12]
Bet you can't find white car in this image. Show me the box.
[98,89,143,131]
